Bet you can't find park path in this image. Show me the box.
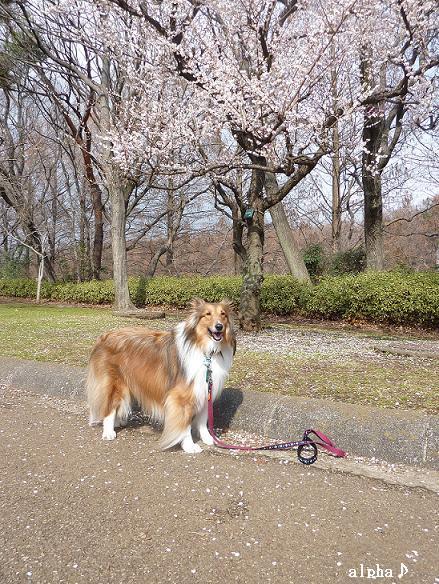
[1,387,438,584]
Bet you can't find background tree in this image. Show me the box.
[357,0,438,269]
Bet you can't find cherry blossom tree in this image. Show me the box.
[101,0,436,329]
[3,0,437,328]
[2,0,195,308]
[355,0,438,269]
[102,0,364,329]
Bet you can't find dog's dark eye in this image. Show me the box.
[205,312,211,316]
[221,312,226,317]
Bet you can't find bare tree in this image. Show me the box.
[0,80,57,280]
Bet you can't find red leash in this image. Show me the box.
[205,356,347,465]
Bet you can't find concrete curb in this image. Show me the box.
[0,356,437,469]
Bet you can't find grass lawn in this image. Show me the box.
[0,302,437,413]
[0,302,177,365]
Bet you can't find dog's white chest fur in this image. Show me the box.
[175,322,233,410]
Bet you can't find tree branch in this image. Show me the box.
[385,202,439,228]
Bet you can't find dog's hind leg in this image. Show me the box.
[99,376,129,441]
[86,366,104,426]
[102,409,117,440]
[115,395,131,428]
[102,387,132,440]
[88,413,102,427]
[180,428,202,454]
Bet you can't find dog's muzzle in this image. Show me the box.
[209,325,224,342]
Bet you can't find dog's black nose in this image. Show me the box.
[215,323,224,332]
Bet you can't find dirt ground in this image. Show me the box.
[1,387,438,584]
[0,301,438,413]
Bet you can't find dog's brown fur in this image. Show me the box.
[86,299,235,448]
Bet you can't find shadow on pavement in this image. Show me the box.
[213,387,244,430]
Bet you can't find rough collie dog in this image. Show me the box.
[86,298,235,453]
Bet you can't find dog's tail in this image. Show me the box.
[86,363,103,426]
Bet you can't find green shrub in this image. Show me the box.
[306,271,439,326]
[305,274,356,319]
[329,247,366,275]
[132,276,148,307]
[261,275,311,314]
[345,271,439,326]
[0,277,115,304]
[0,271,437,327]
[142,276,242,308]
[48,280,115,304]
[141,275,310,314]
[391,262,415,274]
[0,252,29,278]
[0,277,39,298]
[302,243,326,277]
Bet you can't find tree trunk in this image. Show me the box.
[98,44,135,311]
[109,174,135,311]
[23,246,30,277]
[78,182,89,281]
[89,181,104,280]
[331,119,342,253]
[331,42,342,254]
[36,254,44,303]
[233,251,242,275]
[165,246,174,269]
[146,183,185,278]
[84,145,104,280]
[361,50,385,271]
[49,170,58,266]
[362,104,385,271]
[239,171,265,331]
[239,209,264,331]
[363,172,384,270]
[146,244,168,277]
[26,220,56,282]
[269,202,311,283]
[165,180,175,270]
[232,203,245,275]
[265,173,311,283]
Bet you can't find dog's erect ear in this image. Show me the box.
[186,297,205,329]
[220,298,234,313]
[189,297,205,311]
[221,298,236,353]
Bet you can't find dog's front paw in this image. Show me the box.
[181,439,202,454]
[102,429,117,441]
[199,428,215,446]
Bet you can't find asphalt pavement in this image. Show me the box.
[1,386,438,584]
[0,357,438,469]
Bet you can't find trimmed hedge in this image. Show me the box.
[307,271,439,326]
[139,276,243,308]
[0,277,116,304]
[1,271,438,327]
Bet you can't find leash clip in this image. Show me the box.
[204,354,212,382]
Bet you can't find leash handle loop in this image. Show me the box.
[304,429,347,458]
[297,436,318,465]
